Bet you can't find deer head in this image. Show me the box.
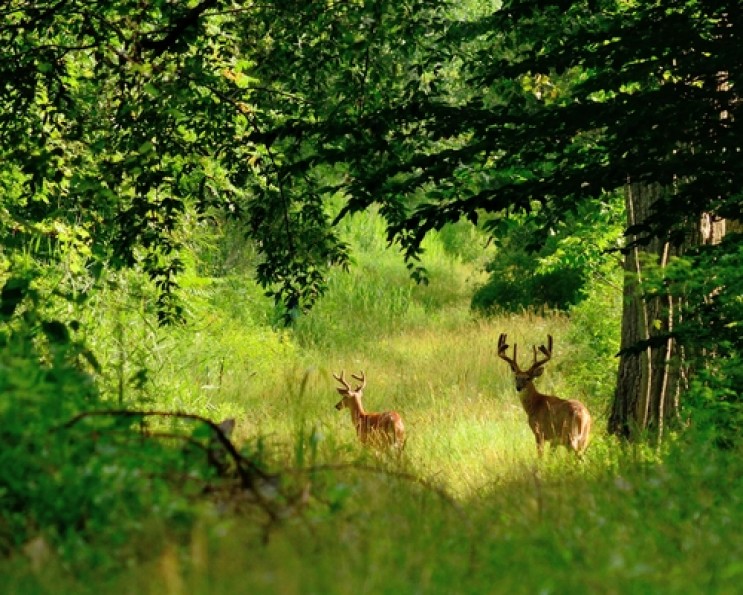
[497,333,553,391]
[333,370,367,411]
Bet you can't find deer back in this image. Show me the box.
[359,410,405,448]
[527,393,592,454]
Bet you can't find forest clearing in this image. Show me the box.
[1,1,741,593]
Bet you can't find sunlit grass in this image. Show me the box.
[212,308,590,501]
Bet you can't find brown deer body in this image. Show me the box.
[333,371,405,452]
[498,334,592,457]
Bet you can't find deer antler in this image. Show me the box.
[351,371,367,392]
[528,335,553,372]
[497,333,521,372]
[333,371,352,391]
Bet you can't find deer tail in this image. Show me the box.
[574,412,592,454]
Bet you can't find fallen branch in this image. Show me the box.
[57,409,281,520]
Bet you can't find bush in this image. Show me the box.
[0,267,209,566]
[562,276,622,405]
[667,235,743,446]
[471,247,586,313]
[472,196,623,315]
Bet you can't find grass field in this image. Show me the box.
[4,220,742,594]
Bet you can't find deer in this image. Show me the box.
[497,334,592,458]
[333,371,405,453]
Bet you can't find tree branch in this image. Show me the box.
[139,0,219,57]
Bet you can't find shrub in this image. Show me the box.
[472,196,623,314]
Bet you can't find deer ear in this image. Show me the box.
[532,366,544,377]
[336,388,347,395]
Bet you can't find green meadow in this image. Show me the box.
[4,213,741,595]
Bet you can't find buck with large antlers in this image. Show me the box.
[497,334,592,457]
[333,371,405,452]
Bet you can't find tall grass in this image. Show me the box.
[8,211,743,594]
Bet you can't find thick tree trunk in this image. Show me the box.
[609,183,726,440]
[609,183,681,439]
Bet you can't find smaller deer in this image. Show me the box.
[497,334,592,457]
[333,371,405,452]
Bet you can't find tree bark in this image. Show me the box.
[609,183,678,439]
[609,182,726,440]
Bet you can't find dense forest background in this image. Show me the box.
[1,1,741,592]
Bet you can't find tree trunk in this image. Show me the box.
[609,182,726,440]
[608,183,679,440]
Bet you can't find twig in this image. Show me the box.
[57,409,280,520]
